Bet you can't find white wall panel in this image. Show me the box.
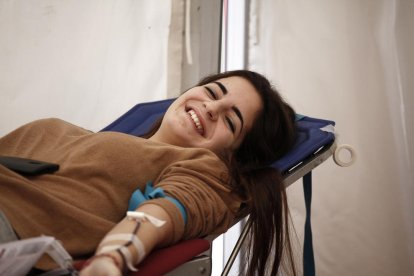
[249,0,414,275]
[0,0,171,134]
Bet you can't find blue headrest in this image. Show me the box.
[273,116,335,172]
[102,99,335,173]
[102,99,174,136]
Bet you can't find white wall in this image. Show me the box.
[0,1,172,135]
[249,0,414,275]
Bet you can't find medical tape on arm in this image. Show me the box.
[99,234,146,263]
[126,211,166,227]
[97,211,166,272]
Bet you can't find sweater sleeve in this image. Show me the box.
[140,150,241,245]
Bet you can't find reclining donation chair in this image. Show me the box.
[89,98,338,276]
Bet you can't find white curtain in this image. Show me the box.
[0,0,172,135]
[249,0,414,275]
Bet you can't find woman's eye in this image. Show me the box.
[205,87,218,100]
[225,117,236,133]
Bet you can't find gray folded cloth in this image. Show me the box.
[0,210,18,244]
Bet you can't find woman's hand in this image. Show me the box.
[79,255,122,276]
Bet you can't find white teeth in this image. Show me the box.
[188,109,204,133]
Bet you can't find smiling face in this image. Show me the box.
[149,76,263,156]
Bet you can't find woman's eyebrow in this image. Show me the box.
[213,81,228,95]
[233,107,244,132]
[212,81,244,132]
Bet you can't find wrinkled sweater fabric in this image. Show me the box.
[0,118,240,269]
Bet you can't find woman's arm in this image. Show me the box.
[79,204,173,275]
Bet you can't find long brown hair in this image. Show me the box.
[145,70,297,275]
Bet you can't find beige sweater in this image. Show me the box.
[0,118,241,267]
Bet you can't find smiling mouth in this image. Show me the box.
[187,109,204,135]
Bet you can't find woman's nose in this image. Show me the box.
[204,101,223,121]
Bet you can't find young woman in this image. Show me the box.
[0,70,297,275]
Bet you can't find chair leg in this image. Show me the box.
[221,219,252,276]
